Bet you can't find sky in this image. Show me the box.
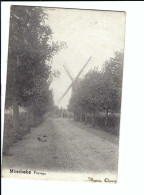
[44,8,126,109]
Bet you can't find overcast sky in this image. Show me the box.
[44,8,126,109]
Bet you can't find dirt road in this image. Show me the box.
[2,118,119,175]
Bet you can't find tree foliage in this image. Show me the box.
[68,51,124,126]
[5,6,64,116]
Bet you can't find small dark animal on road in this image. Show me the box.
[37,137,47,142]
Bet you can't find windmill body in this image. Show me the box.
[58,57,92,118]
[59,57,92,103]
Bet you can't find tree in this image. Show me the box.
[68,51,124,128]
[5,5,65,133]
[99,52,124,123]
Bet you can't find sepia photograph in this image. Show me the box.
[2,5,126,182]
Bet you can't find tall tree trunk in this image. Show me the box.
[27,109,32,130]
[13,98,20,135]
[27,111,30,129]
[12,55,20,136]
[92,111,95,127]
[78,113,80,121]
[74,113,76,121]
[84,113,88,124]
[80,112,83,122]
[105,108,109,128]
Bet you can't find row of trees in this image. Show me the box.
[5,6,64,134]
[68,51,124,128]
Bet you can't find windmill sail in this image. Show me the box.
[58,56,92,103]
[63,64,73,81]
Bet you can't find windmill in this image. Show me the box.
[58,56,92,103]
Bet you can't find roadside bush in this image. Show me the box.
[94,114,120,134]
[2,114,14,154]
[2,110,46,155]
[2,113,29,154]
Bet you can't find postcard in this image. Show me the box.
[2,5,126,182]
